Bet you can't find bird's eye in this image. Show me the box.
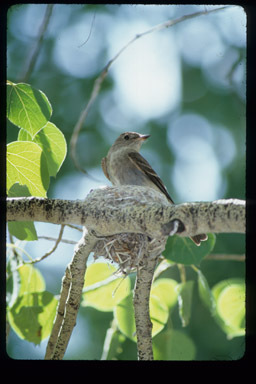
[124,134,129,140]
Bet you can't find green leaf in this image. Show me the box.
[7,264,45,309]
[151,278,179,310]
[114,293,136,341]
[114,291,169,342]
[177,280,194,327]
[81,263,131,312]
[7,81,52,138]
[18,122,67,177]
[101,327,126,360]
[212,278,245,339]
[197,269,216,315]
[7,141,49,197]
[7,183,37,241]
[7,291,58,345]
[18,264,45,296]
[153,329,196,360]
[150,295,169,337]
[163,233,216,265]
[6,256,21,309]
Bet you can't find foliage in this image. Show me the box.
[6,4,245,360]
[6,82,65,346]
[7,80,67,241]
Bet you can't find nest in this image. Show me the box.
[93,233,167,274]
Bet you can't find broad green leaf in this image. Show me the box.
[163,233,216,265]
[177,280,194,327]
[153,329,196,360]
[18,122,67,177]
[212,279,245,339]
[114,293,136,341]
[81,263,131,312]
[7,141,49,197]
[197,270,216,315]
[150,295,169,337]
[8,291,58,345]
[6,256,21,309]
[114,291,169,342]
[153,258,175,279]
[18,264,45,296]
[7,183,37,241]
[151,278,179,310]
[7,81,52,138]
[101,327,126,360]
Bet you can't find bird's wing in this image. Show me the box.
[128,151,174,204]
[101,157,110,181]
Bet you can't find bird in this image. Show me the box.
[101,131,207,246]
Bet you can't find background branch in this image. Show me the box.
[19,4,54,82]
[25,224,65,264]
[70,5,230,173]
[205,253,245,262]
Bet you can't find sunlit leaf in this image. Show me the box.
[212,278,245,339]
[114,291,169,342]
[7,81,52,138]
[151,278,179,310]
[81,263,131,312]
[114,293,136,341]
[8,291,58,345]
[7,141,49,197]
[18,264,45,296]
[18,122,67,177]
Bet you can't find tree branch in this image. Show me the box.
[7,186,245,360]
[7,186,245,239]
[133,237,166,360]
[45,228,97,360]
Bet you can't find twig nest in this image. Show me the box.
[93,232,167,274]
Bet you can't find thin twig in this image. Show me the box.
[70,5,231,173]
[38,235,77,245]
[66,223,83,232]
[25,224,65,264]
[77,12,96,48]
[20,4,54,82]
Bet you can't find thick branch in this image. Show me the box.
[7,186,245,238]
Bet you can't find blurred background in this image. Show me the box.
[7,4,246,359]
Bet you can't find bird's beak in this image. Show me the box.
[138,134,150,141]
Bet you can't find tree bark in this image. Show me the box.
[7,186,245,238]
[45,228,97,360]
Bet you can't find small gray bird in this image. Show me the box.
[101,131,207,246]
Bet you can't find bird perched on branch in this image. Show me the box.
[102,131,207,246]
